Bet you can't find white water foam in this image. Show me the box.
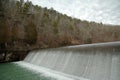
[14,61,90,80]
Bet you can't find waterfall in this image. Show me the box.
[24,42,120,80]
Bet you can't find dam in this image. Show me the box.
[0,42,120,80]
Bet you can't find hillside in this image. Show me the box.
[0,0,120,62]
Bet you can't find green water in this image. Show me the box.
[0,63,56,80]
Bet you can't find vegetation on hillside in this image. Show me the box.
[0,0,120,50]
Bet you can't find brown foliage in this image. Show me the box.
[0,0,120,50]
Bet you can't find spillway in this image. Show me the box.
[0,42,120,80]
[23,42,120,80]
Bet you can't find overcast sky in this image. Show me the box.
[28,0,120,25]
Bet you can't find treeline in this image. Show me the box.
[0,0,120,50]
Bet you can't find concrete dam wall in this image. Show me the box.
[24,42,120,80]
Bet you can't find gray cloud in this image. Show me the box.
[29,0,120,25]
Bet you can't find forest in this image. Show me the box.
[0,0,120,50]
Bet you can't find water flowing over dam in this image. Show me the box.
[23,42,120,80]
